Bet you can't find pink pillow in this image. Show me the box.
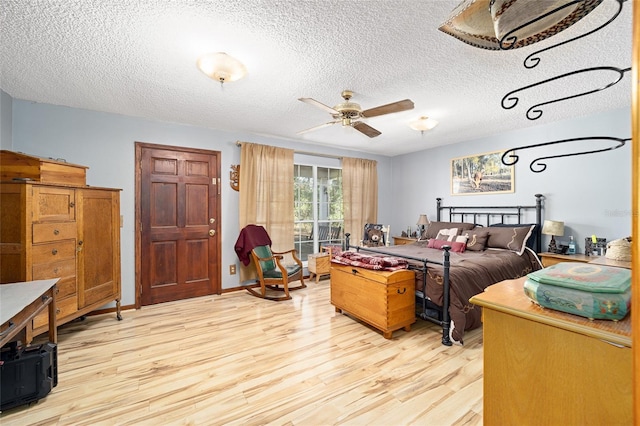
[427,238,466,253]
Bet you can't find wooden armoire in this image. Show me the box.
[0,150,121,343]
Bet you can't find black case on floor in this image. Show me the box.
[0,342,58,411]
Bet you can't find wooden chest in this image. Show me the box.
[330,263,415,339]
[0,150,87,186]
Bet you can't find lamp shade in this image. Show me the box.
[438,0,604,50]
[196,52,247,83]
[416,214,430,226]
[542,220,564,236]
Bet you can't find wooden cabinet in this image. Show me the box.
[0,182,121,343]
[330,263,415,339]
[470,278,631,425]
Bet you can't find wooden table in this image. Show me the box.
[0,279,58,347]
[470,277,631,425]
[392,236,417,245]
[538,251,631,269]
[308,252,330,283]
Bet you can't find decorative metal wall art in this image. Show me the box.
[230,164,239,191]
[501,66,631,120]
[499,0,630,173]
[501,136,629,173]
[501,0,627,69]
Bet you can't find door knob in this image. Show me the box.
[209,229,216,236]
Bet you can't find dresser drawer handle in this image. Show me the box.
[351,269,359,275]
[397,288,407,294]
[69,202,75,208]
[53,229,60,235]
[51,248,58,255]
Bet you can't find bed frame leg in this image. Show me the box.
[441,246,452,346]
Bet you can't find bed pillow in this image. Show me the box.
[427,238,466,253]
[462,229,489,251]
[490,223,540,251]
[423,221,476,239]
[486,224,536,255]
[434,227,459,241]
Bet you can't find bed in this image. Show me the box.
[341,194,545,345]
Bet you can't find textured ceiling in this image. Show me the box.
[0,0,633,156]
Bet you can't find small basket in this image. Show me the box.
[606,238,631,262]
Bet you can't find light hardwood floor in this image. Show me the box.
[1,280,483,425]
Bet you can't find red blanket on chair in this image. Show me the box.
[235,225,272,266]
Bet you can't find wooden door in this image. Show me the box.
[77,188,121,309]
[136,143,221,306]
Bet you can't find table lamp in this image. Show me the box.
[542,220,564,253]
[416,214,429,234]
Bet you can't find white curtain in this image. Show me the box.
[238,142,294,280]
[342,157,378,245]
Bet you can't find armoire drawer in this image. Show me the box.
[32,186,76,222]
[32,258,77,298]
[33,222,77,243]
[31,240,76,263]
[33,295,78,329]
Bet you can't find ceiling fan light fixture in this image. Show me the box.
[410,116,439,135]
[196,52,247,84]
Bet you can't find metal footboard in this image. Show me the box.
[343,233,453,346]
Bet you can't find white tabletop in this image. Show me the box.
[0,279,59,324]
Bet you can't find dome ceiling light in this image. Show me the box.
[196,52,247,85]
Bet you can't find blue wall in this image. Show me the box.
[9,99,392,305]
[390,107,631,253]
[0,90,12,149]
[6,94,632,306]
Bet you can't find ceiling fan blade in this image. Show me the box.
[298,98,340,115]
[361,99,414,118]
[352,122,382,138]
[297,121,340,135]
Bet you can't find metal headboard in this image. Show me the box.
[436,193,545,253]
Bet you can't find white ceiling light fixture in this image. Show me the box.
[409,116,439,136]
[196,52,247,85]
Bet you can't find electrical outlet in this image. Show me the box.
[229,264,236,275]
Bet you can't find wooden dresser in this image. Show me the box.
[330,263,415,338]
[0,151,121,343]
[470,277,631,425]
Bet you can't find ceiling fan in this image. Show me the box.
[298,90,414,138]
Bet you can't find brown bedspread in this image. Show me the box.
[356,241,542,344]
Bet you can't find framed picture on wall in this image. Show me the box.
[451,150,514,195]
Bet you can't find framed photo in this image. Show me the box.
[451,150,514,195]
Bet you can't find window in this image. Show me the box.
[294,164,343,262]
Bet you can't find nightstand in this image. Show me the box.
[538,252,592,268]
[308,252,330,283]
[392,236,417,245]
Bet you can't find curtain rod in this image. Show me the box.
[235,141,343,160]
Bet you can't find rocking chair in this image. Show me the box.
[242,226,306,301]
